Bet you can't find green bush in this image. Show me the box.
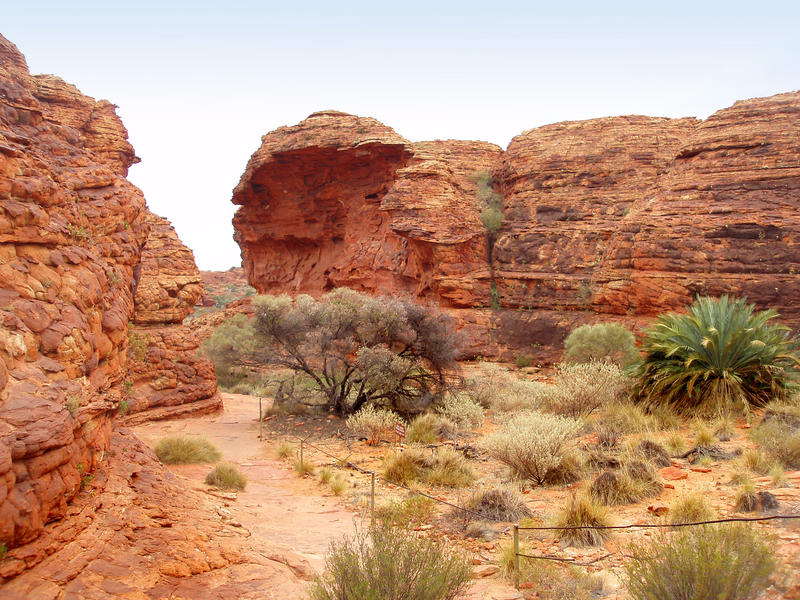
[154,436,221,464]
[563,323,639,366]
[311,521,471,600]
[624,524,775,600]
[346,405,402,445]
[204,462,247,490]
[631,296,800,416]
[435,394,484,430]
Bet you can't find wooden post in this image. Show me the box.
[300,439,304,468]
[370,472,376,526]
[258,397,263,440]
[513,524,520,589]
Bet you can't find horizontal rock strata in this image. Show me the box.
[232,94,800,359]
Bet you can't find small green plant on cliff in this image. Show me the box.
[66,223,91,240]
[127,325,147,362]
[563,322,638,366]
[154,435,222,464]
[631,296,800,416]
[118,398,130,416]
[0,542,7,561]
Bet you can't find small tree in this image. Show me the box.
[563,323,638,366]
[252,289,461,415]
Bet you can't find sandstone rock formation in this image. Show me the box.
[126,213,222,424]
[0,34,149,548]
[0,429,312,598]
[232,94,800,359]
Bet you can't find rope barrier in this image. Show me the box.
[517,513,800,531]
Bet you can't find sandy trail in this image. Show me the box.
[132,393,525,599]
[132,393,358,574]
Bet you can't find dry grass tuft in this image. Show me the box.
[589,461,663,506]
[463,487,532,522]
[154,436,222,465]
[204,462,247,490]
[383,447,474,488]
[669,492,716,524]
[553,494,613,547]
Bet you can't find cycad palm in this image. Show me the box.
[632,296,799,415]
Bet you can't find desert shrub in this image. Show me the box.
[751,420,800,468]
[769,463,787,486]
[276,441,295,459]
[346,405,402,445]
[154,436,221,465]
[383,447,474,488]
[714,414,736,441]
[376,495,436,526]
[595,399,679,436]
[462,487,532,522]
[294,456,315,475]
[669,492,716,524]
[543,361,630,418]
[563,323,638,366]
[625,524,776,600]
[760,398,800,428]
[329,476,347,496]
[589,461,663,506]
[319,467,333,484]
[631,295,800,416]
[204,462,247,490]
[665,432,687,456]
[482,412,581,485]
[498,541,595,598]
[691,420,717,447]
[405,413,455,444]
[514,355,533,368]
[436,393,484,429]
[253,289,462,415]
[739,448,772,474]
[635,439,671,467]
[310,521,471,600]
[460,364,547,412]
[542,449,587,485]
[553,494,613,547]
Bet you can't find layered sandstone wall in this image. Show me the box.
[0,35,149,546]
[126,213,222,423]
[232,93,800,359]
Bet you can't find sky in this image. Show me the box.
[3,0,799,270]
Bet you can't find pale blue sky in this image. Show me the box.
[4,1,799,270]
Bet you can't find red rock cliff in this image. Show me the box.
[0,35,148,547]
[232,94,800,358]
[126,212,222,423]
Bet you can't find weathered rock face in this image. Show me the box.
[232,93,800,359]
[0,35,150,547]
[0,429,312,597]
[594,92,800,321]
[232,110,501,304]
[127,212,222,423]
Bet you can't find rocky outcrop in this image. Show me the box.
[232,93,800,359]
[0,35,149,547]
[0,429,312,597]
[127,213,222,423]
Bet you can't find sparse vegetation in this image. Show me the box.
[461,363,548,412]
[435,393,484,430]
[563,322,638,366]
[624,524,776,600]
[319,467,333,484]
[66,395,81,417]
[553,494,613,547]
[499,541,596,598]
[589,461,663,506]
[631,296,800,416]
[482,411,581,485]
[294,457,316,476]
[669,492,716,524]
[751,419,800,468]
[346,405,402,445]
[205,462,247,490]
[329,476,347,496]
[462,487,532,522]
[276,441,295,459]
[665,431,688,456]
[383,447,474,488]
[0,542,6,561]
[376,495,436,526]
[405,413,454,444]
[310,521,471,600]
[127,325,147,362]
[691,420,717,447]
[544,361,630,417]
[154,436,221,464]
